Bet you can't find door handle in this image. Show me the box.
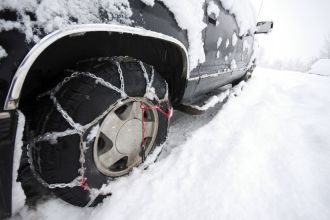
[208,14,217,25]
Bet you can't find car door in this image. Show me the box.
[194,0,253,96]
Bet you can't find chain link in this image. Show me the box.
[50,93,84,133]
[139,61,152,88]
[26,144,50,188]
[150,66,155,87]
[37,72,80,100]
[48,178,81,189]
[80,72,127,98]
[115,61,125,93]
[31,128,78,144]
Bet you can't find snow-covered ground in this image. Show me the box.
[309,59,330,76]
[12,67,330,220]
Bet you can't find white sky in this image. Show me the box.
[250,0,330,63]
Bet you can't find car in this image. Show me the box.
[0,0,273,218]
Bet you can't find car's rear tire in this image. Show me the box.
[23,57,171,206]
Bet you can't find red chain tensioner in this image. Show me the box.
[140,100,172,161]
[80,176,89,190]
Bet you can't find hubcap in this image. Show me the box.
[93,98,158,177]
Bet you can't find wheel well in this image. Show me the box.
[19,31,187,118]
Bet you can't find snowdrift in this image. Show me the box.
[309,59,330,76]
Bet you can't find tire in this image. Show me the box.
[26,57,171,207]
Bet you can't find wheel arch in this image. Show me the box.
[4,24,189,111]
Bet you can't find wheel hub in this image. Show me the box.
[116,119,142,155]
[93,98,158,177]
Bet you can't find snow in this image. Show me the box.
[309,59,330,76]
[12,111,26,215]
[243,39,250,52]
[38,129,79,144]
[186,82,245,111]
[217,36,223,48]
[246,38,259,69]
[87,124,100,142]
[140,0,155,7]
[157,0,206,69]
[230,59,237,69]
[207,1,220,17]
[11,67,330,220]
[216,36,223,58]
[226,39,230,48]
[0,45,7,60]
[220,0,257,36]
[232,33,238,46]
[0,0,133,42]
[0,19,21,32]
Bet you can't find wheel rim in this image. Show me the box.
[93,97,158,177]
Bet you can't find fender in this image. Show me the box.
[3,24,189,110]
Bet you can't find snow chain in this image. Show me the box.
[27,56,172,206]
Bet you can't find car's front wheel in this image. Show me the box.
[22,57,171,206]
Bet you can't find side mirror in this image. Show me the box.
[255,21,274,34]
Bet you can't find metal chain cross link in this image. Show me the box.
[114,60,125,93]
